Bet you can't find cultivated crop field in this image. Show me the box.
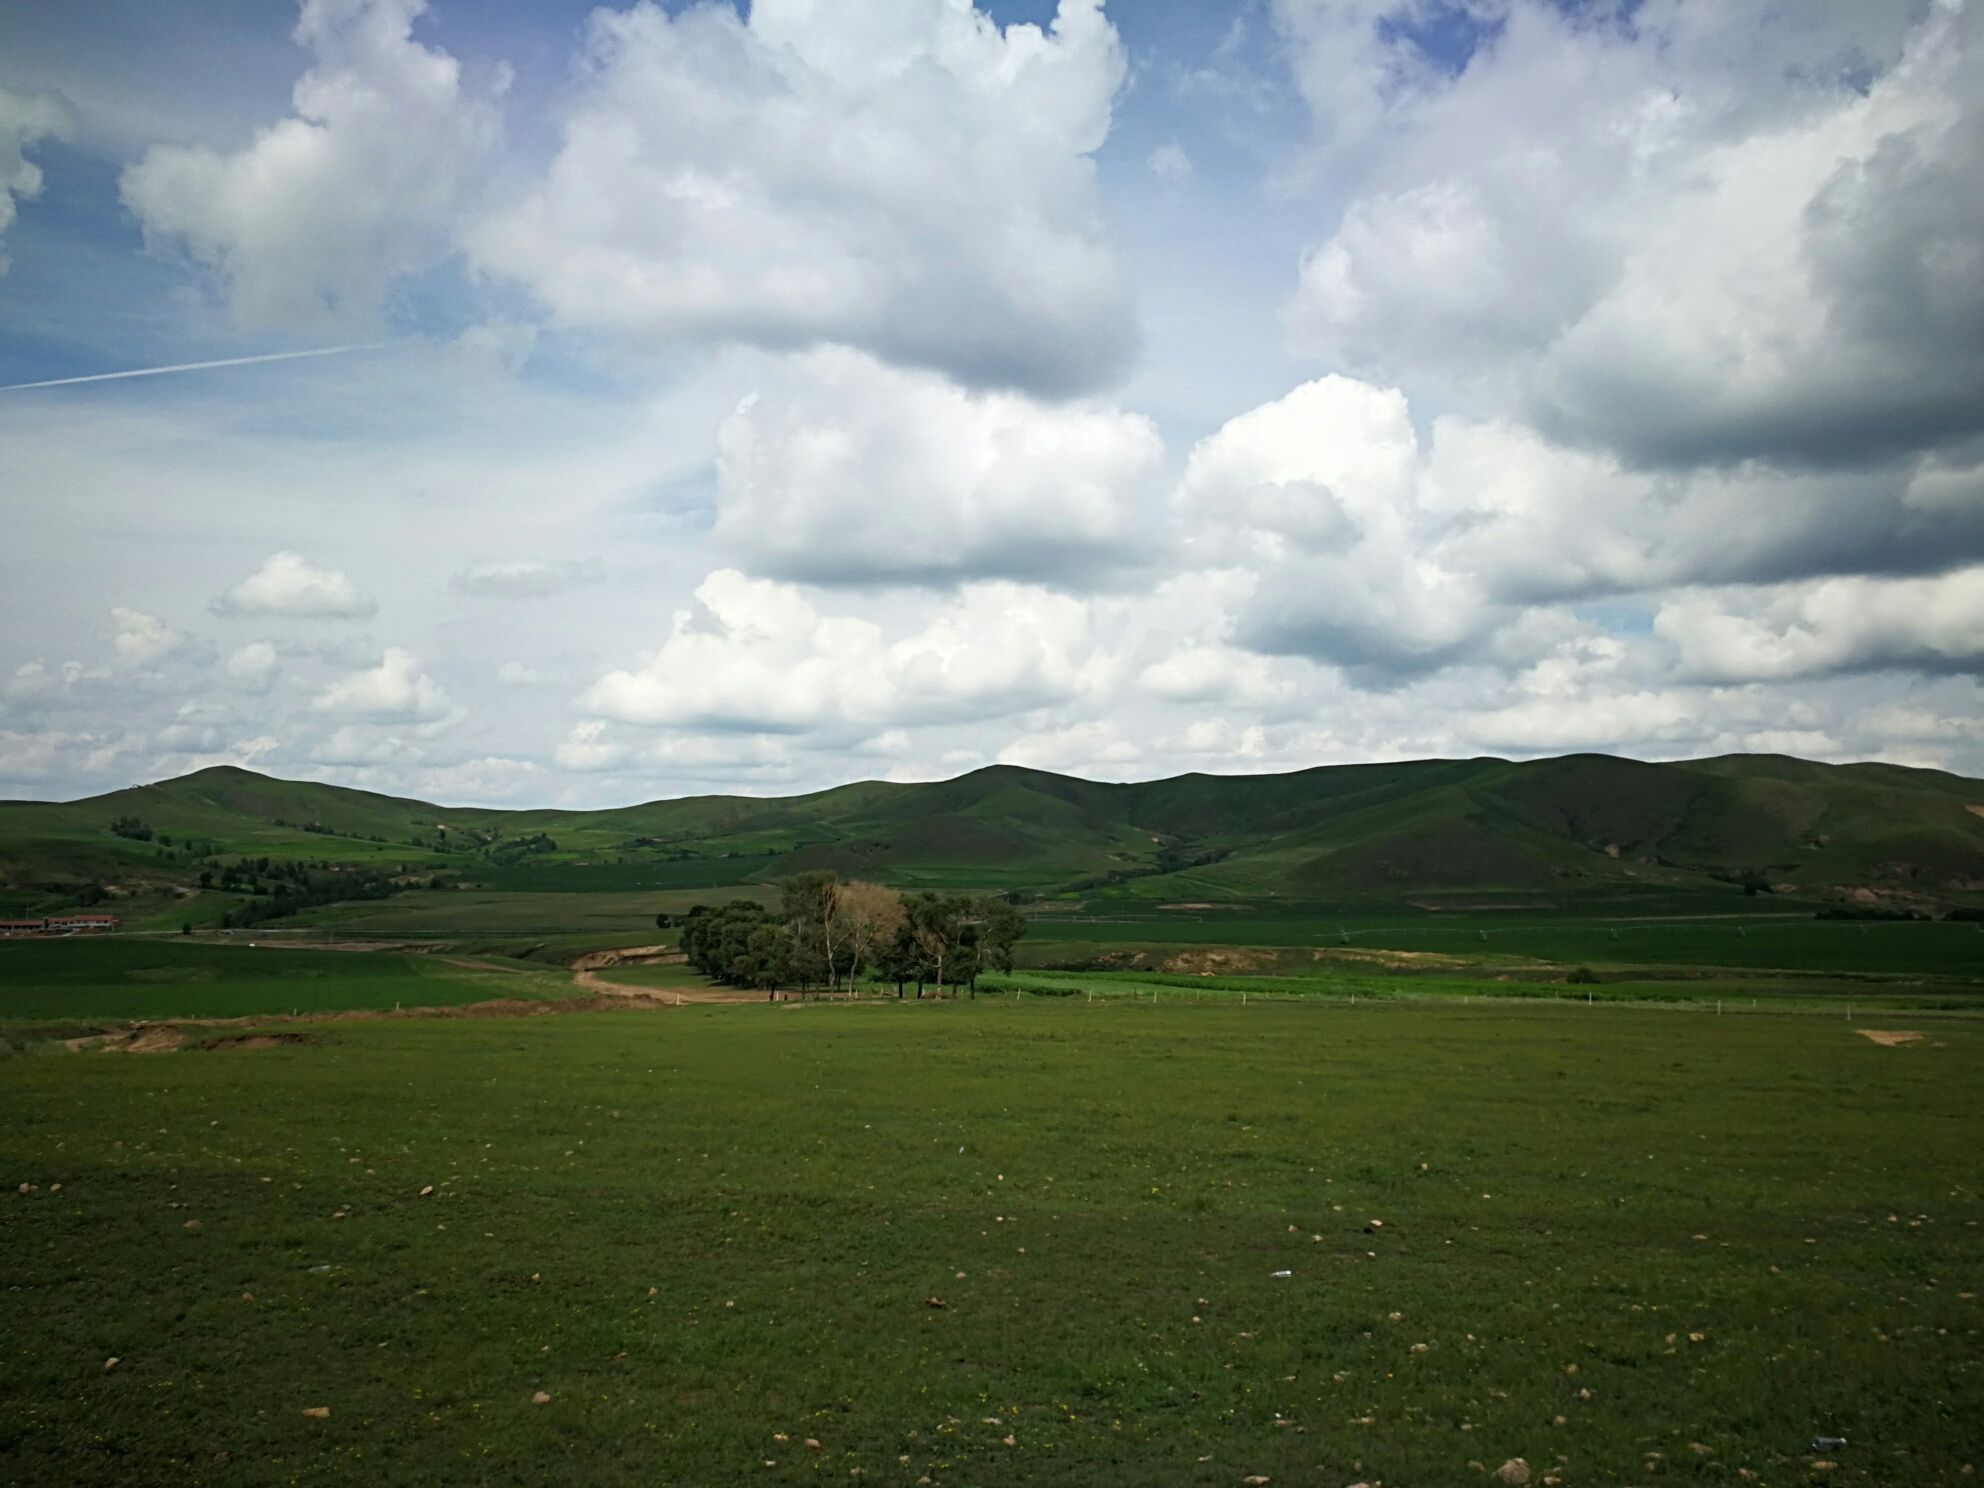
[0,941,566,1024]
[302,886,772,939]
[1022,912,1984,980]
[3,996,1980,1487]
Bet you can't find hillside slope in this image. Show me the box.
[2,754,1980,917]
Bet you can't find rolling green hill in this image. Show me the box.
[2,754,1980,922]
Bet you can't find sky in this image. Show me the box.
[0,0,1980,807]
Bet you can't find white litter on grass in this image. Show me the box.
[1271,1270,1292,1278]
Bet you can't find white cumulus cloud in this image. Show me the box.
[1656,568,1984,682]
[107,608,184,668]
[469,0,1134,395]
[120,0,501,328]
[1285,0,1984,470]
[580,569,1108,734]
[213,552,377,619]
[310,646,449,719]
[713,348,1162,586]
[0,86,68,268]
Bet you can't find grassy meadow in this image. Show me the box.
[1019,912,1984,980]
[4,753,1981,1484]
[2,998,1980,1487]
[0,941,567,1025]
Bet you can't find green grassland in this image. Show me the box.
[0,941,566,1023]
[3,753,1977,1485]
[1019,913,1984,980]
[1,1000,1978,1486]
[7,752,1982,924]
[299,885,771,938]
[980,968,1984,1016]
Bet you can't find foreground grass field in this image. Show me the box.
[3,999,1979,1486]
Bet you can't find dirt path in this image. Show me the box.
[570,964,764,1004]
[47,941,775,1054]
[563,943,766,1004]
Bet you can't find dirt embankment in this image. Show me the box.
[570,944,682,973]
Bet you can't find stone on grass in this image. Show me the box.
[103,1357,120,1373]
[302,1406,330,1419]
[531,1391,551,1405]
[1494,1459,1531,1485]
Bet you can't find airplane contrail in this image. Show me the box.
[0,343,386,393]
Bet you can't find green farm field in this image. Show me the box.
[979,968,1984,1016]
[2,999,1980,1486]
[1021,913,1984,980]
[299,886,772,939]
[0,941,567,1024]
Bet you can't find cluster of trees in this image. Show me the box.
[218,861,398,928]
[1058,844,1233,896]
[672,872,1026,999]
[485,832,558,866]
[267,816,399,846]
[108,815,154,841]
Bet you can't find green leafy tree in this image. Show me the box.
[876,919,925,999]
[907,892,971,999]
[779,870,845,993]
[974,898,1027,976]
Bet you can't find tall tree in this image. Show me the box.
[838,880,905,998]
[742,923,794,1000]
[780,870,845,993]
[975,897,1028,976]
[908,892,969,999]
[876,919,924,999]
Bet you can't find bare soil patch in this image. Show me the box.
[196,1032,322,1052]
[1161,948,1279,975]
[1310,946,1481,971]
[125,1026,189,1053]
[1855,1029,1926,1046]
[63,1026,192,1054]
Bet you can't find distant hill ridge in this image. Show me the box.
[3,754,1982,912]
